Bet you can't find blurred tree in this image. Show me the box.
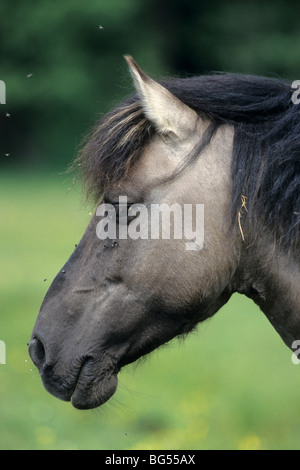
[0,0,300,171]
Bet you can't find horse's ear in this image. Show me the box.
[124,55,198,139]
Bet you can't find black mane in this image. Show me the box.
[75,72,300,253]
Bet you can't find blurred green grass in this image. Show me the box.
[1,171,300,450]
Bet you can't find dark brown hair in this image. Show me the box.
[74,72,299,253]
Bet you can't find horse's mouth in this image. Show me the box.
[38,355,119,410]
[70,357,118,410]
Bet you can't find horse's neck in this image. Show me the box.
[234,236,300,349]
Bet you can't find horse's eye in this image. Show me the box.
[113,203,136,224]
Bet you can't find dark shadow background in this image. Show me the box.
[1,0,300,173]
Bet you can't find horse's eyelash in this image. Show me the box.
[111,203,133,210]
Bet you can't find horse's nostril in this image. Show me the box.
[28,337,46,370]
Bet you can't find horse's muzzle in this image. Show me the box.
[28,336,118,409]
